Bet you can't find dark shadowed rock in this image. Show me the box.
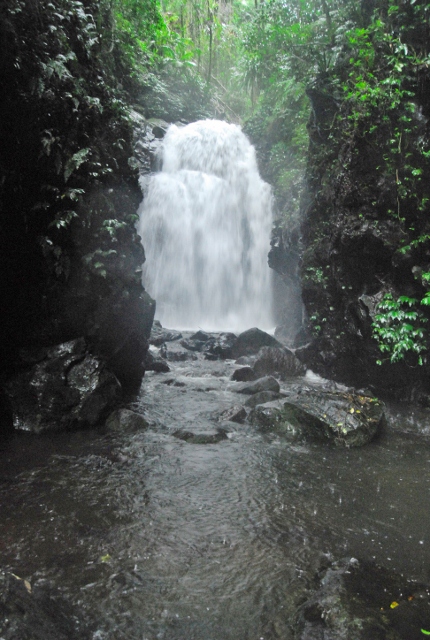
[3,339,121,433]
[173,428,228,444]
[190,330,212,342]
[164,342,199,362]
[149,324,182,347]
[219,405,247,424]
[244,390,283,408]
[231,327,282,358]
[0,571,90,640]
[204,333,238,360]
[106,408,149,431]
[253,346,307,379]
[231,366,257,382]
[144,350,170,373]
[249,389,384,447]
[296,557,430,640]
[180,338,207,352]
[233,375,280,395]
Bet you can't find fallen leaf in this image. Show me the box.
[390,601,399,609]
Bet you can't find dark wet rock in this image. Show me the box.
[180,338,207,352]
[244,390,284,408]
[235,355,257,366]
[0,389,13,436]
[161,378,186,387]
[203,333,238,360]
[231,328,282,358]
[253,346,307,379]
[3,339,121,433]
[106,408,149,431]
[190,330,212,342]
[144,350,170,373]
[296,557,430,640]
[163,341,199,362]
[219,405,247,424]
[249,389,384,447]
[173,428,228,444]
[231,366,257,382]
[149,323,182,347]
[233,375,280,395]
[0,570,90,640]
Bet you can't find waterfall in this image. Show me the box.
[137,119,274,332]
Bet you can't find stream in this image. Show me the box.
[1,339,430,639]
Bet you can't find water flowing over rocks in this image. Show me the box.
[296,557,430,640]
[3,339,121,434]
[250,389,384,447]
[0,571,90,640]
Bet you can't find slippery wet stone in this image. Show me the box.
[250,389,384,447]
[231,366,257,382]
[253,346,306,379]
[106,408,149,432]
[233,375,280,395]
[172,428,228,444]
[3,339,121,433]
[219,405,247,424]
[244,390,284,408]
[149,321,182,347]
[296,557,430,640]
[231,327,282,358]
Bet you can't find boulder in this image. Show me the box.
[106,408,149,431]
[173,428,228,444]
[203,333,238,360]
[149,321,182,347]
[253,346,307,379]
[231,327,282,358]
[244,390,283,408]
[233,375,280,395]
[0,571,90,640]
[219,405,247,424]
[144,350,170,373]
[249,389,384,447]
[230,366,257,382]
[296,557,430,640]
[3,338,121,433]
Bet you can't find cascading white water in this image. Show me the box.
[137,119,274,332]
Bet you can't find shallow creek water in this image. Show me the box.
[1,346,430,639]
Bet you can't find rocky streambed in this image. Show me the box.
[1,327,430,639]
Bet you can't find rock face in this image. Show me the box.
[253,346,307,379]
[231,328,282,358]
[3,339,121,433]
[296,557,430,640]
[0,571,90,640]
[250,390,384,447]
[266,0,430,400]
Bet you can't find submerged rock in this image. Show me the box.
[231,327,282,358]
[296,557,430,640]
[250,389,384,447]
[3,339,121,433]
[233,375,280,395]
[173,428,228,444]
[0,571,90,640]
[253,346,306,379]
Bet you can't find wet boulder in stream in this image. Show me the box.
[253,346,307,379]
[233,375,281,395]
[3,338,121,433]
[231,327,282,358]
[296,557,430,640]
[250,389,384,447]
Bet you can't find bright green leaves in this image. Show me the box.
[373,293,428,365]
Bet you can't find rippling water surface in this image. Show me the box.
[1,349,430,639]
